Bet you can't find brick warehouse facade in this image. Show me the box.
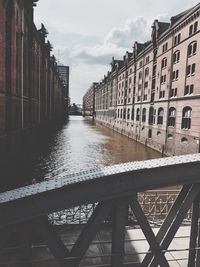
[83,3,200,156]
[83,83,98,117]
[0,0,68,157]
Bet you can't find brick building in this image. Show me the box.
[57,65,70,115]
[83,83,98,117]
[0,0,67,157]
[84,3,200,156]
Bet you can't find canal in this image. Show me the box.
[2,116,161,191]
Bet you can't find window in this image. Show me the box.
[139,60,143,68]
[170,88,177,97]
[187,63,196,76]
[120,109,123,119]
[184,84,194,95]
[161,58,167,69]
[181,137,188,144]
[148,129,152,138]
[136,108,140,121]
[123,108,126,119]
[127,108,130,120]
[143,94,147,101]
[173,51,180,64]
[189,24,193,36]
[194,21,198,33]
[168,107,176,127]
[174,33,181,45]
[161,75,166,84]
[145,67,149,77]
[189,21,198,36]
[162,42,168,53]
[144,81,148,88]
[181,107,192,129]
[142,108,146,122]
[131,108,134,120]
[129,77,132,84]
[157,108,164,125]
[149,107,154,125]
[159,90,165,99]
[146,56,150,64]
[172,70,179,81]
[139,71,143,80]
[188,42,197,57]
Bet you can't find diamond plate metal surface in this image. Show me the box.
[1,153,200,204]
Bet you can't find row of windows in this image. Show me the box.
[161,41,197,70]
[162,21,198,53]
[119,42,197,90]
[117,106,192,129]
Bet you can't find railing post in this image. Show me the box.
[188,195,200,267]
[111,200,128,267]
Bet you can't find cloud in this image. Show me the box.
[49,15,172,102]
[68,17,151,66]
[104,17,149,47]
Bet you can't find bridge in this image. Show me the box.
[1,154,200,266]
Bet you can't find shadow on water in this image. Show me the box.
[0,116,161,192]
[0,116,161,265]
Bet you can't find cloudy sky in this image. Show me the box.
[34,0,199,104]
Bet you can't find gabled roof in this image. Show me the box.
[171,7,194,25]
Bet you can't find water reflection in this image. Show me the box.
[1,116,161,190]
[34,116,161,181]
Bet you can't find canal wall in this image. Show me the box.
[94,117,198,156]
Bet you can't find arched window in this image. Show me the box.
[136,108,140,121]
[157,108,164,125]
[161,58,167,69]
[131,108,134,121]
[142,108,146,122]
[168,107,176,127]
[188,41,197,57]
[173,51,180,64]
[149,107,154,125]
[181,107,192,129]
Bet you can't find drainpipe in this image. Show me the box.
[164,37,174,156]
[21,8,24,129]
[5,0,13,152]
[38,46,41,124]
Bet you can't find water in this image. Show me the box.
[1,116,161,190]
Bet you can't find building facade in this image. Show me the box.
[0,0,67,157]
[84,3,200,156]
[57,65,70,115]
[83,83,98,117]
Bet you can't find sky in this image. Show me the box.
[34,0,199,104]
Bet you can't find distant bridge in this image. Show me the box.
[1,154,200,266]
